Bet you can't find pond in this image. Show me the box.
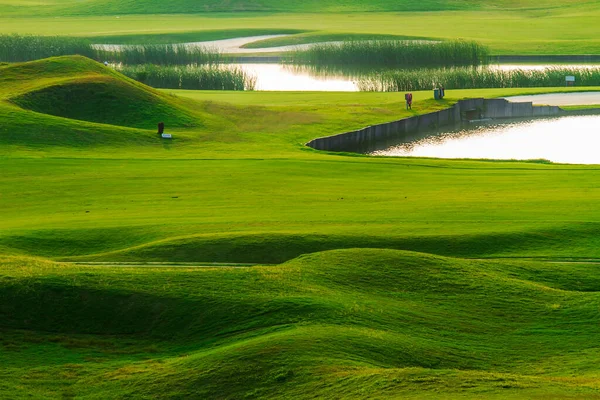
[370,115,600,164]
[97,35,600,92]
[233,63,600,92]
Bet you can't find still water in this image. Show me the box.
[234,63,600,92]
[371,115,600,164]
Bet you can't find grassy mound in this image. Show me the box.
[4,57,197,129]
[2,249,600,398]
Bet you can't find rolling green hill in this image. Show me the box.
[2,250,600,398]
[2,56,198,129]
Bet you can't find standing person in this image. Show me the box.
[405,93,413,110]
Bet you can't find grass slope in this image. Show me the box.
[2,250,600,398]
[2,56,198,129]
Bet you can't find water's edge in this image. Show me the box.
[306,99,600,153]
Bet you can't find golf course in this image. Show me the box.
[2,0,600,398]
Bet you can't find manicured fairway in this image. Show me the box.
[2,57,600,263]
[1,1,600,54]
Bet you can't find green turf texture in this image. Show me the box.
[2,56,600,398]
[1,1,600,55]
[2,250,600,398]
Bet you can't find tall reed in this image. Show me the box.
[116,64,256,91]
[0,34,95,62]
[96,44,222,65]
[0,34,223,65]
[289,40,490,67]
[358,67,600,91]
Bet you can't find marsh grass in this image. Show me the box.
[0,35,223,65]
[116,64,256,90]
[289,40,489,67]
[0,34,95,62]
[359,67,600,91]
[97,44,223,65]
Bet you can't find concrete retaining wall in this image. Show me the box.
[306,98,563,152]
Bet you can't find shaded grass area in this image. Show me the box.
[1,56,200,130]
[1,250,600,398]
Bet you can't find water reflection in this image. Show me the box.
[236,63,600,92]
[233,63,359,91]
[371,116,600,164]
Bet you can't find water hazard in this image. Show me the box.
[234,63,600,92]
[371,115,600,164]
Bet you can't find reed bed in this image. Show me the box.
[358,67,600,91]
[116,64,256,91]
[289,40,489,67]
[0,34,222,65]
[0,34,96,62]
[96,44,222,65]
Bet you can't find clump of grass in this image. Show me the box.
[289,40,489,67]
[0,34,96,62]
[96,44,222,65]
[359,67,600,91]
[116,64,256,90]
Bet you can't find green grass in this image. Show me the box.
[87,28,307,45]
[2,56,198,129]
[2,250,600,398]
[241,32,437,49]
[2,0,597,15]
[2,56,600,398]
[1,1,600,55]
